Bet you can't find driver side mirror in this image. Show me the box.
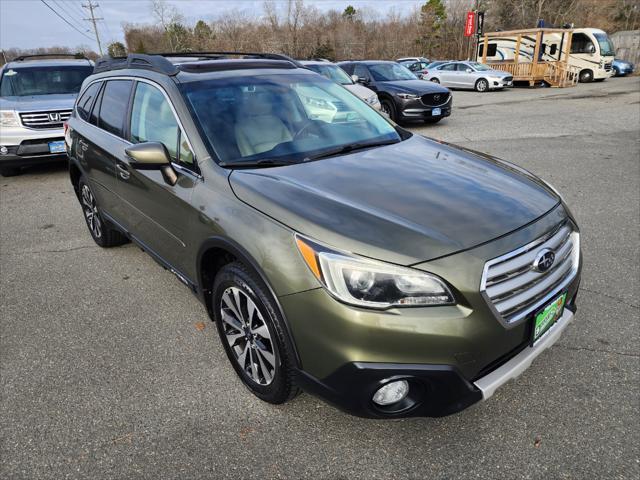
[125,142,178,186]
[587,43,596,54]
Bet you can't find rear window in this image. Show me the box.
[97,80,132,138]
[0,65,93,97]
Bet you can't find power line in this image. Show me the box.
[82,2,104,55]
[63,0,87,20]
[97,3,114,44]
[51,0,87,31]
[39,0,95,41]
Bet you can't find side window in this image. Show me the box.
[130,82,194,167]
[354,64,369,80]
[571,33,594,54]
[89,84,104,126]
[76,82,101,121]
[478,43,497,57]
[456,63,469,71]
[98,80,132,138]
[440,63,456,71]
[340,63,354,75]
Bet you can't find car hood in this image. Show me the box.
[378,79,450,95]
[0,93,77,112]
[344,83,377,100]
[482,69,512,77]
[229,135,559,265]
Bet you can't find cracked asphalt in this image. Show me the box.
[1,76,639,480]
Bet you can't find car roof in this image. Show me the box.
[338,60,396,65]
[3,59,93,69]
[299,60,337,66]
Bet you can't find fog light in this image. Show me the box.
[0,146,8,155]
[372,380,409,406]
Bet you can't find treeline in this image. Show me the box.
[2,0,637,65]
[120,0,639,61]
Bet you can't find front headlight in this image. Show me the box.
[295,236,454,308]
[397,93,419,100]
[0,110,20,127]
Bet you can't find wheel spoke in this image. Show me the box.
[256,343,275,367]
[249,347,259,382]
[225,331,244,347]
[255,349,273,383]
[237,343,249,370]
[251,324,270,339]
[222,290,243,323]
[221,310,243,332]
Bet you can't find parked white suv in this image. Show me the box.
[0,55,93,176]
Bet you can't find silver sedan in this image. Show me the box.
[427,61,513,92]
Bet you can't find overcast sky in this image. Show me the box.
[0,0,428,51]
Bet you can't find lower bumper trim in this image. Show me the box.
[474,308,574,399]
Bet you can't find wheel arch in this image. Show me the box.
[196,236,302,368]
[69,159,82,199]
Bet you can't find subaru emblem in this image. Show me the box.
[533,249,555,272]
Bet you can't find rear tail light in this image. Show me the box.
[63,121,69,135]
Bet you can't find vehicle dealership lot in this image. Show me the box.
[1,77,638,479]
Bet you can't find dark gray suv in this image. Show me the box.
[66,53,581,418]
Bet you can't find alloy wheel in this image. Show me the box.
[477,79,488,92]
[220,287,276,385]
[81,184,102,238]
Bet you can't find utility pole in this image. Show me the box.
[82,2,103,55]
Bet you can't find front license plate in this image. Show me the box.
[49,140,66,154]
[532,292,567,344]
[432,108,442,116]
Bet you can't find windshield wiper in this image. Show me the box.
[219,158,295,168]
[304,139,400,162]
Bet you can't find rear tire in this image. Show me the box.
[379,98,397,122]
[212,262,300,405]
[78,178,128,248]
[579,69,594,83]
[475,78,489,92]
[0,167,20,177]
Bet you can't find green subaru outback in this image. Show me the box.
[65,53,581,418]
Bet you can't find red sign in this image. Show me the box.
[464,11,476,37]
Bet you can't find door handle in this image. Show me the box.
[116,161,130,180]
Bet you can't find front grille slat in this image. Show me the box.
[481,222,579,325]
[19,110,72,130]
[421,92,450,106]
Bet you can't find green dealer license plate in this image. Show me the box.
[532,292,567,344]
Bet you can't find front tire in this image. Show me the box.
[579,69,594,83]
[212,262,299,405]
[0,167,20,177]
[78,178,128,248]
[475,78,489,92]
[379,98,397,122]
[430,78,440,84]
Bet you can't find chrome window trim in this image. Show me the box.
[76,75,201,178]
[480,223,580,329]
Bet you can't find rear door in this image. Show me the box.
[113,80,199,277]
[74,79,133,218]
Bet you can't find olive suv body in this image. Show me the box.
[66,53,581,418]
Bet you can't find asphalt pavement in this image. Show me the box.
[1,76,639,479]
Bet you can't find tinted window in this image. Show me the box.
[89,85,104,126]
[439,63,456,71]
[354,64,370,79]
[0,65,92,97]
[130,82,194,166]
[571,33,594,54]
[98,80,132,137]
[478,43,497,57]
[76,82,101,121]
[368,63,416,81]
[340,63,354,75]
[456,63,469,71]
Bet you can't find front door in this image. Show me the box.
[112,80,199,278]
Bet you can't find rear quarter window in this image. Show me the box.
[76,82,101,122]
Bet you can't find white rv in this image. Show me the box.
[479,28,616,83]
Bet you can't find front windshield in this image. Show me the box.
[368,63,417,81]
[594,33,615,57]
[306,64,353,85]
[182,73,401,165]
[468,62,492,71]
[0,65,93,97]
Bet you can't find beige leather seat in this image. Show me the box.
[235,91,292,157]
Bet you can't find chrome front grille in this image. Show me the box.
[481,223,579,326]
[19,110,72,129]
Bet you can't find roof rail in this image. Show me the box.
[155,51,304,68]
[93,54,180,75]
[14,53,88,61]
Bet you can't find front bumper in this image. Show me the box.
[490,77,513,89]
[0,125,67,168]
[398,96,452,120]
